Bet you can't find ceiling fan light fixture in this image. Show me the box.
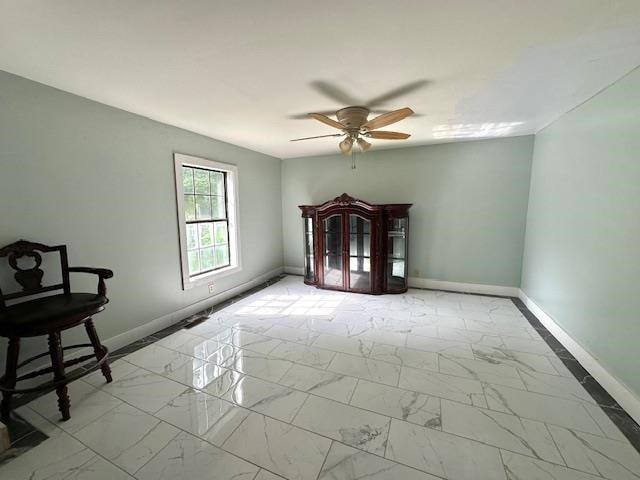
[339,136,354,154]
[293,106,414,154]
[357,138,371,152]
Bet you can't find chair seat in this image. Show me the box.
[0,293,107,337]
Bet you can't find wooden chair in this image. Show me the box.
[0,240,113,421]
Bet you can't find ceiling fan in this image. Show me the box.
[290,106,414,154]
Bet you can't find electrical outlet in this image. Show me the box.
[208,283,215,294]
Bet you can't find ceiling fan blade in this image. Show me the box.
[290,133,344,142]
[361,107,414,131]
[309,113,346,130]
[310,80,361,105]
[292,109,421,120]
[366,80,429,108]
[288,110,337,120]
[366,131,411,140]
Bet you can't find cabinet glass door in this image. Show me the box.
[349,214,371,291]
[303,217,314,281]
[323,214,343,288]
[387,217,408,290]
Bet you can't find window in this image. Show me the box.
[174,153,240,289]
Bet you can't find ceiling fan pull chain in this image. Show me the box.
[351,149,357,170]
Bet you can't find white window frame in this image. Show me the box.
[174,153,241,290]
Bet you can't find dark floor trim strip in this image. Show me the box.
[512,297,640,452]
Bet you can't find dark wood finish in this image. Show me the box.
[0,241,70,302]
[69,267,113,297]
[299,194,411,295]
[0,240,114,421]
[48,331,70,421]
[0,337,20,420]
[85,318,112,383]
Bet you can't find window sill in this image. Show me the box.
[183,264,242,290]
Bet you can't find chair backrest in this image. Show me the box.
[0,240,70,309]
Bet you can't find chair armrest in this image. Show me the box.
[69,267,114,296]
[68,267,114,279]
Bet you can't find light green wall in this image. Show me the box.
[522,67,640,396]
[7,55,637,404]
[282,136,534,287]
[0,70,283,367]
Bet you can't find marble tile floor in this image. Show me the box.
[1,274,640,479]
[0,274,286,463]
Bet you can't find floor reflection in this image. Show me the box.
[236,294,343,316]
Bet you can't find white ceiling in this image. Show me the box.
[1,1,639,158]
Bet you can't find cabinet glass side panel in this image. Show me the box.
[387,217,408,290]
[349,214,371,290]
[303,217,314,280]
[323,214,343,287]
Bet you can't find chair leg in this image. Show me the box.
[48,331,70,421]
[84,319,112,383]
[1,337,20,422]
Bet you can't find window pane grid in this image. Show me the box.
[182,165,231,277]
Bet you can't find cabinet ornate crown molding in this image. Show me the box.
[299,193,411,294]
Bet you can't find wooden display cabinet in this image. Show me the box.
[299,193,411,294]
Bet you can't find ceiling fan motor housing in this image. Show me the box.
[336,106,370,131]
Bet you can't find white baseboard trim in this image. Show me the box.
[408,277,520,297]
[69,266,284,362]
[282,268,519,297]
[284,266,304,276]
[519,289,640,425]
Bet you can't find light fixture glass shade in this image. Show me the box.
[357,138,371,152]
[339,137,354,154]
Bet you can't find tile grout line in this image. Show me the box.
[138,423,266,479]
[125,338,629,444]
[12,278,638,476]
[498,449,511,480]
[225,386,594,473]
[140,326,624,446]
[347,378,360,405]
[254,317,579,380]
[139,333,631,472]
[21,405,152,480]
[288,393,312,426]
[128,425,182,477]
[382,417,393,459]
[118,399,281,480]
[104,356,589,476]
[543,421,570,468]
[313,439,333,480]
[288,391,312,426]
[583,402,616,439]
[0,282,511,471]
[9,274,288,411]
